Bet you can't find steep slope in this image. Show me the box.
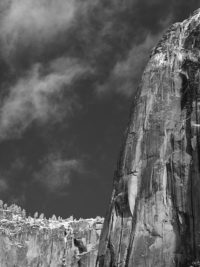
[0,204,103,267]
[97,9,200,267]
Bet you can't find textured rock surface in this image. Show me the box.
[97,9,200,267]
[0,205,103,267]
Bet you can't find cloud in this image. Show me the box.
[0,0,77,62]
[0,0,175,71]
[0,153,84,203]
[96,34,161,96]
[34,154,83,193]
[0,58,88,140]
[0,0,199,138]
[0,0,198,84]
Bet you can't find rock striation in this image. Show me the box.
[0,204,103,267]
[97,9,200,267]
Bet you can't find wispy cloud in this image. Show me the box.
[0,58,88,140]
[34,154,84,193]
[0,0,77,61]
[96,34,161,96]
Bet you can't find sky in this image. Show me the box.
[0,0,199,219]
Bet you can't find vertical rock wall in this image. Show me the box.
[97,9,200,267]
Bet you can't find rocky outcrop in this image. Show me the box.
[97,9,200,267]
[0,204,103,267]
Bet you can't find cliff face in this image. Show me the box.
[0,207,103,267]
[97,9,200,267]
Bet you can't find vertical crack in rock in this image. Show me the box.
[97,9,200,267]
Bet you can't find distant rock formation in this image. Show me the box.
[97,9,200,267]
[0,202,103,266]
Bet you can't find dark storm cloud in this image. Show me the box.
[1,0,199,72]
[0,0,199,90]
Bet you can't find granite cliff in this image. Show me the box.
[0,202,103,267]
[97,9,200,267]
